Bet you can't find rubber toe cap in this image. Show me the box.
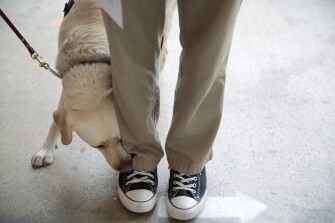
[126,189,154,202]
[171,196,197,209]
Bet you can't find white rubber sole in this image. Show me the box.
[166,190,208,220]
[117,186,157,213]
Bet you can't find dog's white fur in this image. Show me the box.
[31,0,177,171]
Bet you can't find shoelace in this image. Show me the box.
[125,170,155,186]
[173,173,197,193]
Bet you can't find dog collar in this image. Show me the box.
[63,0,75,17]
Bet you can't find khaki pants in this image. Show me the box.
[102,0,241,175]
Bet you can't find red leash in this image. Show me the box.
[0,9,62,79]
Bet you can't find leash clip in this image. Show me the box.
[32,52,50,70]
[31,52,63,79]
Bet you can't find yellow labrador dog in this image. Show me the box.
[31,0,177,172]
[31,0,132,172]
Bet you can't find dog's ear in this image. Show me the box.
[53,108,73,145]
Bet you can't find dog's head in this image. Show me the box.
[53,63,131,172]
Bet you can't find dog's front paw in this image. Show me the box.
[31,147,55,168]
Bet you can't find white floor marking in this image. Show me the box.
[158,191,268,223]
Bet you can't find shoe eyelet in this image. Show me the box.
[173,187,176,191]
[126,176,130,180]
[173,181,177,185]
[194,177,197,181]
[193,183,196,187]
[152,182,155,185]
[173,174,177,177]
[192,190,196,194]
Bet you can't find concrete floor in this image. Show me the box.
[1,0,335,222]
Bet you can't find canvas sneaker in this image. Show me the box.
[118,168,158,213]
[167,167,207,220]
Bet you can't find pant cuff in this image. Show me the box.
[132,158,161,172]
[168,158,211,175]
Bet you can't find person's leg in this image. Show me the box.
[159,0,178,72]
[102,0,165,172]
[166,0,242,220]
[102,0,165,213]
[166,0,242,175]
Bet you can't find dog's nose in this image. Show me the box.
[119,163,132,173]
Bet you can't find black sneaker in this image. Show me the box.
[167,167,207,220]
[118,168,158,213]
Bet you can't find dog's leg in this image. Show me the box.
[31,121,60,168]
[32,91,65,168]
